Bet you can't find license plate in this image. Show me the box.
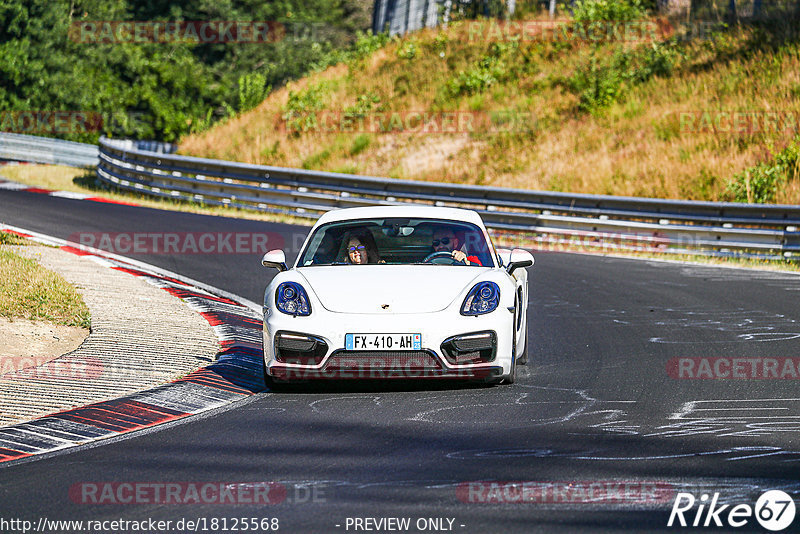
[345,333,421,351]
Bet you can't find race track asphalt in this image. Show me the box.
[2,189,799,533]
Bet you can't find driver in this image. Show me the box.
[431,227,482,266]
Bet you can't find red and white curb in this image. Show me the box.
[0,224,265,465]
[0,177,139,206]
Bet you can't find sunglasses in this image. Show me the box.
[432,237,452,246]
[348,245,366,252]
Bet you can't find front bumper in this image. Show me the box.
[263,310,511,381]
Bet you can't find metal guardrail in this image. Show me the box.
[1,132,796,259]
[97,136,800,260]
[0,132,98,167]
[98,138,178,155]
[0,134,177,168]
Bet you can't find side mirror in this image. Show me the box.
[261,249,288,271]
[507,248,534,274]
[496,248,511,268]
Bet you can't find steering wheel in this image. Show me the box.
[421,251,463,265]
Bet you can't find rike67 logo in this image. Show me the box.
[668,490,796,531]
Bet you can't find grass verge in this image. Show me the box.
[575,250,799,273]
[0,234,91,328]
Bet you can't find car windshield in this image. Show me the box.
[297,217,494,267]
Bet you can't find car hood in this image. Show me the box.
[297,266,485,313]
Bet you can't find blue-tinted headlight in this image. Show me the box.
[275,282,311,316]
[461,281,500,316]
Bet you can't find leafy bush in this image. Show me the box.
[189,109,217,135]
[444,42,519,99]
[571,53,627,112]
[428,33,449,57]
[347,30,392,62]
[570,41,680,113]
[572,0,648,23]
[447,66,500,97]
[727,140,800,203]
[635,42,680,81]
[302,149,331,169]
[396,39,418,60]
[349,134,371,155]
[285,84,328,114]
[238,73,271,113]
[281,83,328,135]
[345,92,381,114]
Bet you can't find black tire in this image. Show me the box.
[505,356,516,384]
[262,357,289,390]
[517,324,528,366]
[504,301,517,384]
[262,357,272,389]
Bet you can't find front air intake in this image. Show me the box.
[440,331,497,365]
[274,332,328,365]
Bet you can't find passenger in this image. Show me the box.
[343,230,381,264]
[431,227,482,266]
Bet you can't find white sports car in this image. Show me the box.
[260,206,533,384]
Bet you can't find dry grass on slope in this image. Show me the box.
[180,17,800,204]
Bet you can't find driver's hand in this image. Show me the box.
[452,250,469,264]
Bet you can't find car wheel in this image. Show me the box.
[517,323,528,366]
[504,304,517,384]
[262,357,271,388]
[262,357,288,389]
[504,356,516,384]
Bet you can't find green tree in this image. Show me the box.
[0,0,373,142]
